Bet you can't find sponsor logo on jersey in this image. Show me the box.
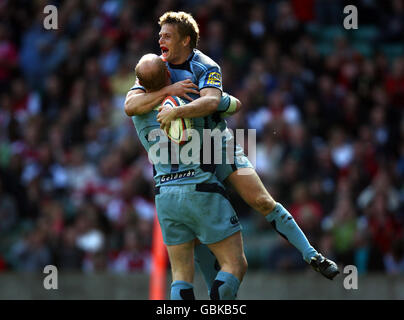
[205,72,222,87]
[160,169,196,183]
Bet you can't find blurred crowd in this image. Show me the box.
[0,0,403,275]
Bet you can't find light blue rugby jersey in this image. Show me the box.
[130,49,233,187]
[131,103,223,188]
[131,49,231,131]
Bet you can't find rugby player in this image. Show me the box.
[125,11,339,291]
[130,53,247,300]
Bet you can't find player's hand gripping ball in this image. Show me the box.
[160,96,192,145]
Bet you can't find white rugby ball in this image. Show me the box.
[162,96,192,145]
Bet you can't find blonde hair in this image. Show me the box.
[159,11,199,49]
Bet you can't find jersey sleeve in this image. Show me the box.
[130,77,146,91]
[217,92,230,112]
[219,94,238,118]
[198,67,223,92]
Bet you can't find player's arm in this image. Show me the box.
[124,79,199,116]
[172,87,221,118]
[124,88,167,116]
[156,90,242,130]
[157,87,221,130]
[222,100,241,116]
[219,95,242,118]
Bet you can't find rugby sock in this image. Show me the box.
[194,244,220,295]
[266,203,318,263]
[170,281,195,300]
[210,271,240,300]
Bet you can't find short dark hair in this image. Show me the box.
[135,54,168,92]
[159,11,199,49]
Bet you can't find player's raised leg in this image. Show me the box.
[166,240,196,300]
[206,231,247,300]
[227,168,339,280]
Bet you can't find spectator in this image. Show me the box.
[54,226,85,271]
[288,182,323,246]
[384,239,404,274]
[109,227,151,273]
[8,228,52,272]
[364,192,402,256]
[0,23,18,91]
[357,169,401,213]
[322,195,358,266]
[352,228,384,274]
[0,178,18,233]
[19,16,68,90]
[267,237,307,271]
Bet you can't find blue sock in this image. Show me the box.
[266,203,318,263]
[194,244,220,295]
[210,271,240,300]
[170,280,195,300]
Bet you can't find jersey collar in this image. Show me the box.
[168,50,195,70]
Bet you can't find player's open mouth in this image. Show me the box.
[161,46,169,57]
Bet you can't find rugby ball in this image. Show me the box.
[161,96,192,145]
